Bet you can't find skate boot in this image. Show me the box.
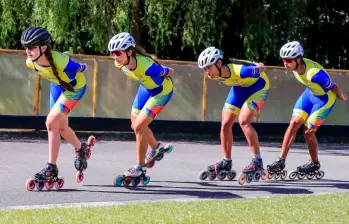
[267,157,287,180]
[238,158,268,185]
[145,142,173,168]
[199,159,237,181]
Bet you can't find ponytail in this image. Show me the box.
[45,47,75,92]
[132,45,161,65]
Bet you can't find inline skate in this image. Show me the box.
[74,135,96,183]
[288,160,324,180]
[144,142,173,168]
[238,158,268,185]
[25,163,64,191]
[199,159,237,181]
[114,166,150,187]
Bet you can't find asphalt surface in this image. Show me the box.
[1,140,349,208]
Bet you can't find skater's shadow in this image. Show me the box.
[80,178,349,198]
[82,180,313,197]
[264,179,349,190]
[149,180,314,195]
[56,186,244,199]
[152,179,349,192]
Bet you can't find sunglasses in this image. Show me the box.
[110,51,125,57]
[23,45,38,50]
[282,58,295,63]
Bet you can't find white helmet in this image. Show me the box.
[108,32,136,52]
[198,47,223,68]
[280,41,303,59]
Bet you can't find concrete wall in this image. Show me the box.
[1,51,348,124]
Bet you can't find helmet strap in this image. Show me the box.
[124,49,133,65]
[215,63,223,77]
[295,60,299,70]
[125,54,130,65]
[31,45,44,62]
[294,57,304,71]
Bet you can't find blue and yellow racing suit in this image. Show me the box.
[292,58,337,131]
[26,51,87,115]
[208,61,269,115]
[114,55,173,118]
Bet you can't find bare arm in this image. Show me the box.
[331,84,347,100]
[166,68,174,77]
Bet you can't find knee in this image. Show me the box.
[303,129,316,140]
[45,119,57,132]
[238,117,250,128]
[289,119,302,132]
[130,123,135,131]
[303,131,311,139]
[221,120,233,132]
[58,126,67,134]
[133,123,145,135]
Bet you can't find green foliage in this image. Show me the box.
[0,0,34,48]
[243,0,308,62]
[0,0,348,68]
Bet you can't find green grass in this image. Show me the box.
[1,192,349,224]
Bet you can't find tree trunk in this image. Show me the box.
[130,0,144,46]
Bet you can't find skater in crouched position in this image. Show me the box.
[267,41,347,180]
[108,32,174,187]
[22,27,96,191]
[197,47,270,185]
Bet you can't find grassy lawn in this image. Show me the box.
[1,192,349,224]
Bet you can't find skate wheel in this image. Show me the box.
[146,160,155,169]
[275,173,280,180]
[246,174,253,183]
[142,176,151,185]
[35,182,44,191]
[87,135,96,147]
[114,175,124,187]
[268,172,274,180]
[306,173,315,180]
[288,170,298,180]
[316,170,325,180]
[262,170,269,181]
[280,170,287,180]
[217,171,226,181]
[131,178,141,186]
[26,178,35,191]
[208,172,216,181]
[253,172,261,181]
[199,170,209,180]
[123,177,132,186]
[226,170,236,180]
[55,178,64,190]
[86,149,92,160]
[298,173,306,180]
[76,171,84,183]
[164,144,173,153]
[155,153,164,161]
[45,180,54,190]
[238,173,246,185]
